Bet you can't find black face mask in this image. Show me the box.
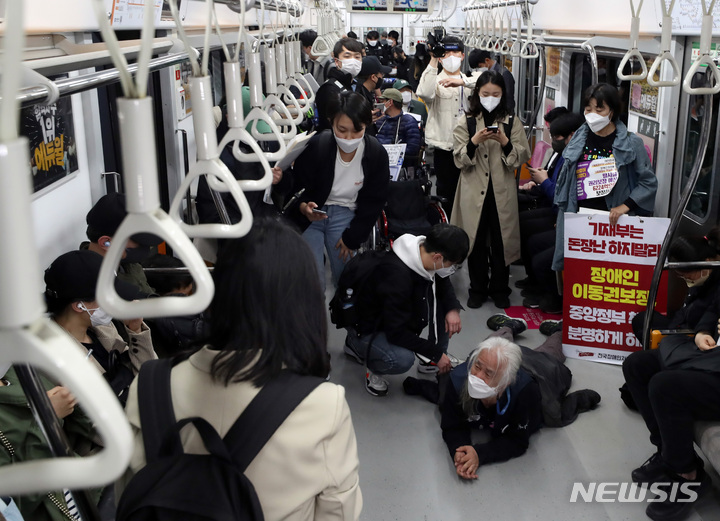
[551,138,567,154]
[375,76,384,89]
[123,245,152,264]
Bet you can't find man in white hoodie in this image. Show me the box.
[344,224,469,396]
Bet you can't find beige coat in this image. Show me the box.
[450,114,531,265]
[70,322,156,376]
[120,347,362,521]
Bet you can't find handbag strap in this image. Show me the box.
[224,371,324,472]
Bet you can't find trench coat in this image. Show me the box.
[450,114,531,265]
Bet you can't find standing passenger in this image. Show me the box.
[471,50,516,112]
[451,71,530,309]
[284,91,389,292]
[314,37,364,132]
[120,219,363,520]
[416,36,472,219]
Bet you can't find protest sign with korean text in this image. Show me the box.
[563,213,670,365]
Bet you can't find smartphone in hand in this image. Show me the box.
[311,208,328,215]
[486,125,499,133]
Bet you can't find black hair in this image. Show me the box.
[705,226,720,256]
[549,112,585,139]
[388,30,399,40]
[582,83,621,122]
[347,30,358,39]
[46,294,78,317]
[442,36,464,53]
[544,106,569,124]
[467,70,509,122]
[423,224,470,264]
[327,91,372,132]
[391,45,405,58]
[468,49,488,69]
[669,236,717,266]
[391,99,403,110]
[86,225,102,243]
[207,218,329,386]
[333,37,364,58]
[299,29,317,48]
[141,253,193,296]
[367,30,380,40]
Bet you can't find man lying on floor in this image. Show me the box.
[404,314,600,479]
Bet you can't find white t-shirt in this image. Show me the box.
[326,140,365,210]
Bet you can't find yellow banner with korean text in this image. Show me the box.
[562,213,670,365]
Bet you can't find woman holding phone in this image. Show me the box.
[282,91,389,292]
[451,71,531,309]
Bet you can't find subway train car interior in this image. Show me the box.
[3,0,720,519]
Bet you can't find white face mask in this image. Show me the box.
[441,55,462,73]
[335,133,364,153]
[340,58,362,78]
[683,270,711,288]
[468,373,498,399]
[368,40,378,47]
[480,96,502,112]
[401,92,412,104]
[433,257,458,278]
[79,302,114,327]
[585,112,612,134]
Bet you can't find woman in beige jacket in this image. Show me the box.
[119,218,362,521]
[451,71,531,309]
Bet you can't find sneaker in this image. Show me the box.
[487,314,527,336]
[631,452,668,485]
[645,465,711,521]
[522,294,541,309]
[467,294,487,309]
[539,319,563,336]
[446,352,461,367]
[343,337,364,365]
[492,295,511,309]
[416,355,438,374]
[366,370,389,397]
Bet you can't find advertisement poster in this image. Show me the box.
[20,96,78,193]
[629,58,660,119]
[563,213,670,365]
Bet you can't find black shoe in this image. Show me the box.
[539,319,563,336]
[632,452,668,485]
[492,295,511,309]
[343,337,365,365]
[522,294,541,309]
[487,314,527,336]
[514,277,536,289]
[645,465,711,521]
[403,377,440,404]
[540,295,563,314]
[467,294,487,309]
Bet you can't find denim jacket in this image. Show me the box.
[552,121,658,270]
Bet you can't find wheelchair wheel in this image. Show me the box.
[427,201,448,225]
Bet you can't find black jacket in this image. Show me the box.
[315,68,355,131]
[440,363,542,464]
[354,251,461,361]
[286,131,389,250]
[395,56,418,90]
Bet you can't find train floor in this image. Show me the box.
[324,263,720,521]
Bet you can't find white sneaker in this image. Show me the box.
[365,371,389,396]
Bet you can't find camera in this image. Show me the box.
[427,30,462,58]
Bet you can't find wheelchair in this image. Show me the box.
[365,164,448,252]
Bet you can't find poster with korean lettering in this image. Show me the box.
[563,213,670,365]
[21,95,78,193]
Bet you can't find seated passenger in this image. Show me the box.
[357,56,392,131]
[393,79,427,126]
[0,362,101,521]
[44,250,156,405]
[374,88,422,161]
[84,192,161,296]
[405,314,599,480]
[120,218,362,520]
[285,91,389,293]
[344,224,469,396]
[141,254,207,358]
[632,233,720,343]
[622,298,720,519]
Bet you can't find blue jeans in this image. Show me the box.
[347,328,450,376]
[302,205,355,293]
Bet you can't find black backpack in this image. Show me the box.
[116,357,323,521]
[329,250,387,330]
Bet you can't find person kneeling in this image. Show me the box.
[344,224,469,396]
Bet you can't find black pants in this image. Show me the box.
[519,207,555,282]
[467,179,509,299]
[622,349,720,473]
[433,148,461,220]
[528,230,559,295]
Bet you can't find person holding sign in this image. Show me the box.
[552,83,657,271]
[285,91,389,292]
[451,71,531,309]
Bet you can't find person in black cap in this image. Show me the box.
[44,249,157,405]
[85,192,161,296]
[357,56,392,133]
